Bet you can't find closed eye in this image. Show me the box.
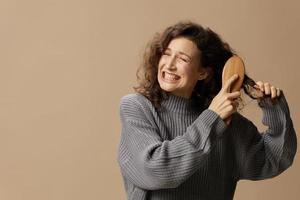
[180,57,188,62]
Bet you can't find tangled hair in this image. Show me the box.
[134,21,260,109]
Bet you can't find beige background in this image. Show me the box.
[1,0,299,199]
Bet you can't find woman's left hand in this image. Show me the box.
[255,81,281,99]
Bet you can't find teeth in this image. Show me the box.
[164,72,180,80]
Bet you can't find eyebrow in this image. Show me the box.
[166,48,192,60]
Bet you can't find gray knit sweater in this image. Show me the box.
[118,92,297,200]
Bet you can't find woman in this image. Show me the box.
[117,21,297,200]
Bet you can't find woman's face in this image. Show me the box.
[157,37,208,99]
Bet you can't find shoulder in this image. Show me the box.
[229,112,261,142]
[120,93,152,109]
[119,93,156,121]
[232,112,249,123]
[120,93,148,104]
[231,112,257,130]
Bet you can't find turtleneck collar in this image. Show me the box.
[160,93,203,114]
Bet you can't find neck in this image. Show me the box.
[160,92,202,114]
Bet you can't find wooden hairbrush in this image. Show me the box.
[222,55,245,124]
[222,55,245,92]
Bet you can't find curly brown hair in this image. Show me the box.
[134,21,259,109]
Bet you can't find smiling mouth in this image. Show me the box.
[162,71,181,81]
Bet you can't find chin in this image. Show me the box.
[160,85,175,92]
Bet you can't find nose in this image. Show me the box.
[166,55,177,70]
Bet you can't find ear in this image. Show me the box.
[197,68,210,81]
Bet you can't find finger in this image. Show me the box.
[276,88,281,97]
[271,86,277,99]
[264,82,271,95]
[226,91,241,100]
[222,74,239,93]
[224,104,236,115]
[221,99,232,108]
[223,103,238,120]
[221,98,239,111]
[256,81,264,92]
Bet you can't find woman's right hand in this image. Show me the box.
[208,74,241,123]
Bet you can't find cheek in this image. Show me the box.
[181,66,195,77]
[157,59,164,70]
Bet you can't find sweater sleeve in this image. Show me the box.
[117,94,227,190]
[233,92,297,180]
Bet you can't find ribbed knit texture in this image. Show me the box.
[118,92,297,200]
